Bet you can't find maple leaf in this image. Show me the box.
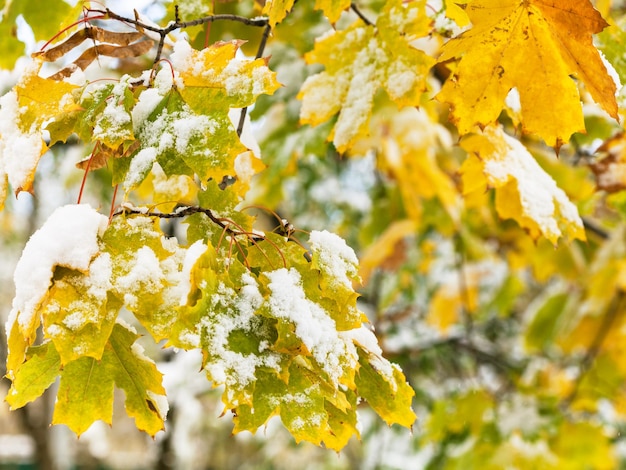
[263,0,297,26]
[353,106,459,224]
[0,0,83,69]
[299,0,435,153]
[461,124,585,244]
[103,215,187,342]
[5,205,109,380]
[0,61,79,200]
[8,324,167,437]
[115,40,281,194]
[589,132,626,193]
[437,0,618,149]
[314,0,351,24]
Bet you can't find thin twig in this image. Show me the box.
[561,290,625,409]
[113,204,258,239]
[582,217,609,240]
[237,23,272,137]
[454,232,474,334]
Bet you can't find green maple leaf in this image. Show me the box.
[0,0,82,69]
[355,349,416,428]
[52,353,116,435]
[52,323,167,436]
[103,216,185,342]
[6,342,61,409]
[10,324,167,436]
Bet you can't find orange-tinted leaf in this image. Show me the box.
[437,0,617,148]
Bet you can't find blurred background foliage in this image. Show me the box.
[3,0,626,468]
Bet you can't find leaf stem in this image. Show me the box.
[350,3,374,26]
[237,23,272,137]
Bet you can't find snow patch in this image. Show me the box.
[266,268,358,385]
[7,204,108,335]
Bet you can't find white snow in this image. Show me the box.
[341,325,396,389]
[179,240,207,306]
[6,204,108,336]
[169,40,194,71]
[92,81,133,143]
[200,274,281,388]
[0,89,45,193]
[124,147,157,191]
[116,246,164,308]
[308,230,359,288]
[266,268,358,385]
[480,125,583,239]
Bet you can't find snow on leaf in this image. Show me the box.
[0,61,79,197]
[279,363,327,445]
[119,42,279,193]
[5,204,108,379]
[461,124,586,244]
[172,40,280,110]
[299,0,435,153]
[42,253,121,364]
[89,79,135,150]
[307,230,363,330]
[266,267,358,386]
[436,0,618,149]
[103,216,186,341]
[354,348,417,428]
[345,323,416,425]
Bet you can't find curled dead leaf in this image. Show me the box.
[589,133,626,193]
[33,27,147,62]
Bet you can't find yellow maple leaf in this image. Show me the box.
[314,0,350,24]
[445,0,470,27]
[352,106,459,226]
[299,0,435,153]
[461,124,585,244]
[263,0,297,26]
[0,60,79,198]
[359,219,418,283]
[175,40,281,109]
[437,0,618,149]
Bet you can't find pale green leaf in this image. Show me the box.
[6,342,61,409]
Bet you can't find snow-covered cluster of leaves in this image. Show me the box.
[2,0,626,467]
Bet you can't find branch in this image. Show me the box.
[582,217,609,240]
[90,9,269,64]
[113,203,262,240]
[385,334,524,376]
